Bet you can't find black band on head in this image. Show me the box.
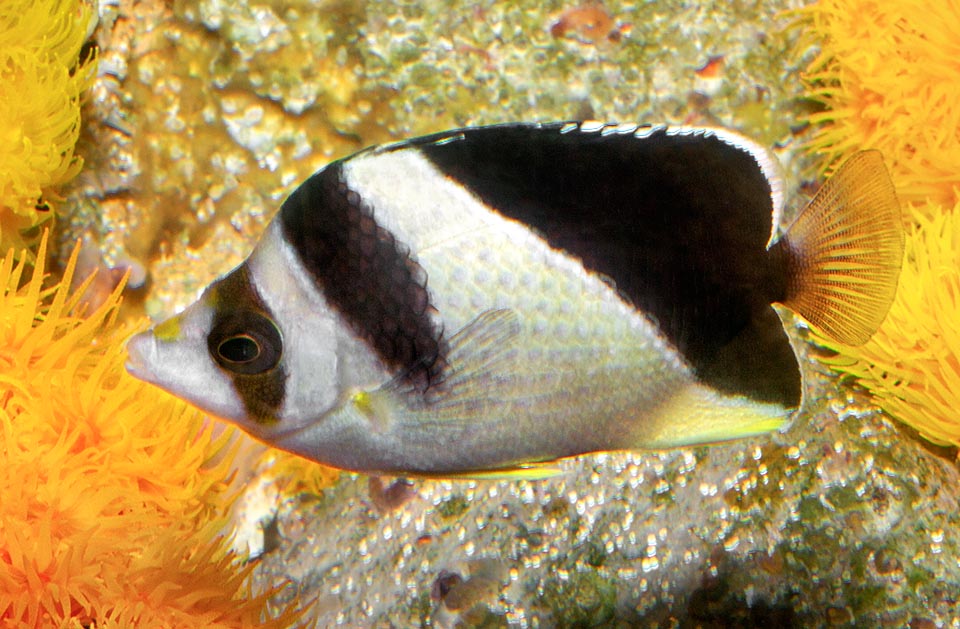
[208,265,287,423]
[279,163,444,389]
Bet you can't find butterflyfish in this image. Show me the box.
[126,122,904,478]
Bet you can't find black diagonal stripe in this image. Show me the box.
[279,162,443,389]
[407,123,798,408]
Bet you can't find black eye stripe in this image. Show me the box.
[204,264,286,423]
[208,310,283,375]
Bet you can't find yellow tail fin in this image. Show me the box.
[779,150,904,346]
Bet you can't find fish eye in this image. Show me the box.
[217,335,261,363]
[208,311,282,375]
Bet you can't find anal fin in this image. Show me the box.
[642,384,790,450]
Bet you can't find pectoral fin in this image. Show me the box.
[382,308,522,415]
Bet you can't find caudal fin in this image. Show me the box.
[779,150,904,346]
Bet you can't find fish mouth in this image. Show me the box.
[124,330,159,384]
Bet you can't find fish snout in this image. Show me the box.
[124,330,160,383]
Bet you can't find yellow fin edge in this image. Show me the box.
[407,462,563,482]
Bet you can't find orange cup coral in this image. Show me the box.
[795,0,960,448]
[0,234,299,627]
[797,0,960,212]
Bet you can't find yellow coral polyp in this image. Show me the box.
[824,208,960,446]
[797,0,960,211]
[796,0,960,449]
[0,234,300,627]
[0,0,96,227]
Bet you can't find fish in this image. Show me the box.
[125,122,904,478]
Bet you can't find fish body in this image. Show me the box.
[126,122,903,477]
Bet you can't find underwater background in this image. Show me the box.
[1,0,959,626]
